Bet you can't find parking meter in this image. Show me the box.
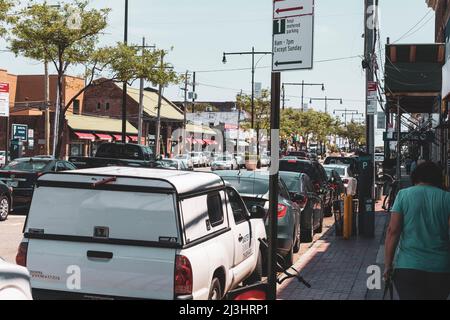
[357,155,375,237]
[10,139,23,161]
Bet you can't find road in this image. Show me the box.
[0,215,25,263]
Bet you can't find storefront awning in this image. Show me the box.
[95,134,113,141]
[74,132,96,141]
[128,135,138,142]
[203,139,218,145]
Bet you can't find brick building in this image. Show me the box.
[83,80,184,156]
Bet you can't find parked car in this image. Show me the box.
[279,159,334,217]
[189,152,204,167]
[260,154,271,167]
[0,158,77,212]
[324,164,358,196]
[233,154,246,169]
[279,172,324,243]
[0,258,32,300]
[0,181,12,222]
[286,151,308,160]
[211,155,238,171]
[17,167,267,300]
[202,152,212,166]
[69,143,155,170]
[324,156,360,177]
[214,171,301,266]
[174,154,194,170]
[154,159,189,171]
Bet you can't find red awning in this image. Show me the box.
[203,139,218,145]
[195,139,205,145]
[128,136,138,142]
[96,134,113,141]
[113,134,131,142]
[186,138,196,145]
[74,132,95,141]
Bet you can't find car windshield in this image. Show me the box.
[3,160,49,172]
[325,167,346,176]
[156,160,178,169]
[279,174,300,193]
[224,177,269,195]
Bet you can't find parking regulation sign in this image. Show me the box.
[272,0,315,71]
[12,124,28,141]
[0,83,10,117]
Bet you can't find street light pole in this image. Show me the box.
[283,82,325,111]
[310,97,343,114]
[121,0,129,143]
[333,108,362,127]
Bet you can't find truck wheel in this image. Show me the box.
[208,278,222,300]
[243,250,263,286]
[0,195,10,222]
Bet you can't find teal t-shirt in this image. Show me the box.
[391,185,450,273]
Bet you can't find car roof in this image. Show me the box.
[39,167,224,196]
[214,170,270,181]
[323,164,349,169]
[13,157,53,162]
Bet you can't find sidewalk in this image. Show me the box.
[278,211,389,300]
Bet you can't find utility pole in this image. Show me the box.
[137,38,156,146]
[191,72,196,114]
[282,84,285,110]
[138,37,145,146]
[364,0,376,197]
[310,96,342,114]
[155,51,165,159]
[333,108,362,127]
[121,0,129,143]
[181,70,189,155]
[44,60,50,155]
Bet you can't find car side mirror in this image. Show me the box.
[250,205,266,219]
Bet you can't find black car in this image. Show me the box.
[0,181,12,221]
[279,159,334,217]
[280,171,324,243]
[0,158,77,212]
[286,151,309,160]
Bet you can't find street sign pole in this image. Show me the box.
[269,0,314,300]
[268,72,280,301]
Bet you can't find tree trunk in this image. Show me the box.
[55,70,65,159]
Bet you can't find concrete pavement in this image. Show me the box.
[277,211,389,300]
[0,215,25,263]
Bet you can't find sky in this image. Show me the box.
[0,0,436,145]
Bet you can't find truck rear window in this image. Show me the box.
[26,186,180,244]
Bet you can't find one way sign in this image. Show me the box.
[273,0,314,19]
[273,0,314,71]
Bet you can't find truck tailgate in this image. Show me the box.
[28,240,176,300]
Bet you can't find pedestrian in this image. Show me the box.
[384,161,450,300]
[410,158,418,174]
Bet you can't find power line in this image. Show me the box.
[392,9,433,44]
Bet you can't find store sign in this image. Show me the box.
[0,83,10,118]
[12,124,28,141]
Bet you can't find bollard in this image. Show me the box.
[343,195,353,240]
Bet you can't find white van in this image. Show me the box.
[17,167,267,300]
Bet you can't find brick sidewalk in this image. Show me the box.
[278,212,389,300]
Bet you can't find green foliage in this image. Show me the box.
[0,0,14,37]
[237,89,271,131]
[339,120,366,148]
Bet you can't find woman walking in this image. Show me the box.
[384,161,450,300]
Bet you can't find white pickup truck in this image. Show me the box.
[16,167,267,300]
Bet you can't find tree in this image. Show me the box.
[339,120,366,150]
[10,1,179,157]
[237,90,271,156]
[0,0,13,37]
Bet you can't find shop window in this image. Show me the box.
[106,102,110,111]
[70,143,83,157]
[97,102,101,111]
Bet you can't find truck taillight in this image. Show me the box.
[175,255,193,297]
[16,242,28,267]
[277,204,288,218]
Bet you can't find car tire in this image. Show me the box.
[315,217,323,234]
[243,250,263,286]
[0,195,10,222]
[324,203,333,218]
[208,278,222,301]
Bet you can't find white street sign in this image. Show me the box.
[273,14,314,71]
[0,83,10,118]
[367,100,377,115]
[273,0,314,20]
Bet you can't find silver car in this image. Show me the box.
[211,155,238,171]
